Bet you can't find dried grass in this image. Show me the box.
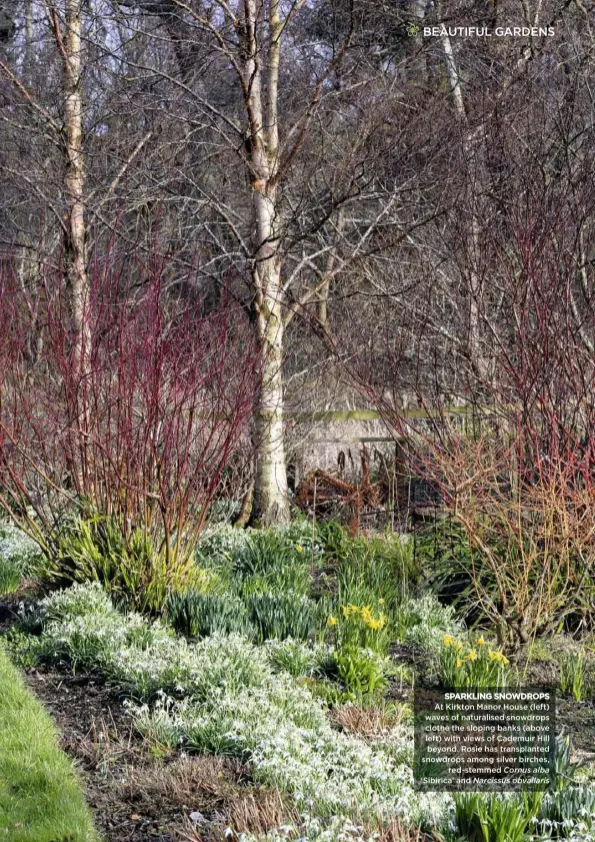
[364,819,444,842]
[122,755,246,805]
[331,703,407,738]
[225,788,299,835]
[62,715,142,773]
[178,786,299,842]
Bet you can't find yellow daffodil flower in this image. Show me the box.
[488,650,508,664]
[477,636,486,646]
[443,635,455,646]
[466,650,478,662]
[327,616,338,626]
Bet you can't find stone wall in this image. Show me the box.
[287,414,398,487]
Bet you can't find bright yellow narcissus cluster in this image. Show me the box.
[488,650,510,665]
[341,603,387,631]
[442,634,509,666]
[327,603,387,632]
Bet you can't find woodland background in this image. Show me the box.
[0,0,594,529]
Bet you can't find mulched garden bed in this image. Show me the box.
[24,665,206,841]
[0,587,252,842]
[22,662,291,842]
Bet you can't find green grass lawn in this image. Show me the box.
[0,646,98,842]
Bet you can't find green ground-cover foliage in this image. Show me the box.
[8,580,595,842]
[15,582,451,833]
[453,737,595,841]
[3,510,595,842]
[0,521,44,595]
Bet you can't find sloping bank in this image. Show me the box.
[0,645,98,842]
[27,583,453,840]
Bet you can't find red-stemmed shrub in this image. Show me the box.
[0,252,257,608]
[349,178,595,649]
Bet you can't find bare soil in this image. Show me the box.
[0,588,267,842]
[23,665,224,841]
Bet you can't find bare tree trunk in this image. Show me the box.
[440,32,484,376]
[317,209,345,330]
[25,0,33,58]
[48,0,91,493]
[53,0,90,373]
[244,0,290,525]
[253,276,290,525]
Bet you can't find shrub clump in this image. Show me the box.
[438,634,514,690]
[49,515,204,613]
[0,520,44,593]
[263,638,332,678]
[394,593,463,655]
[0,520,45,574]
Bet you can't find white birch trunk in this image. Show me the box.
[253,259,290,525]
[244,0,290,524]
[441,32,484,374]
[48,0,91,492]
[60,0,90,373]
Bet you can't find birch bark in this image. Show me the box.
[243,0,290,524]
[54,0,90,373]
